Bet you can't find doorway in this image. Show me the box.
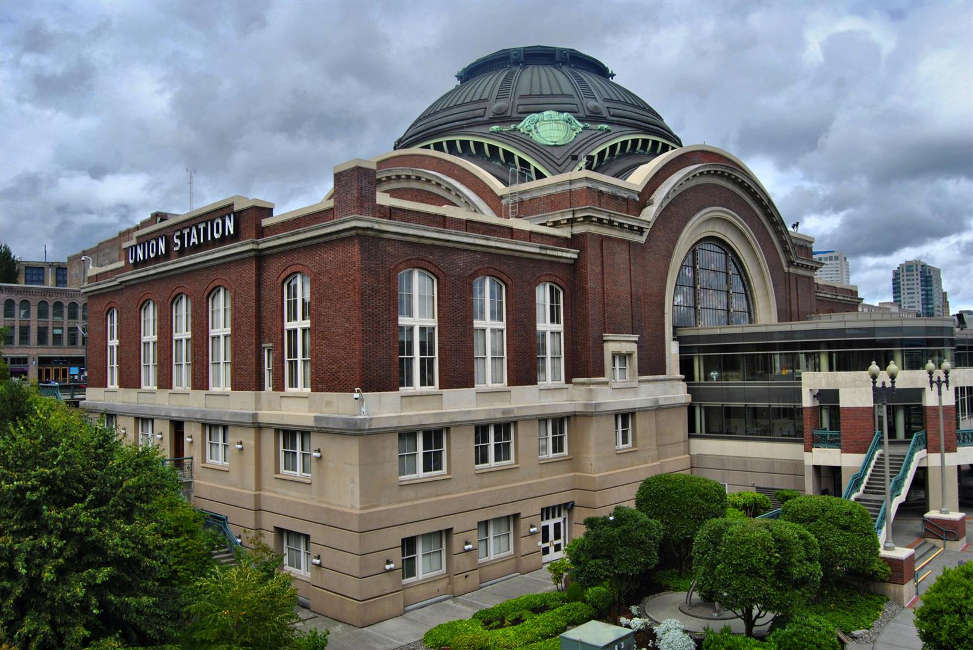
[540,504,567,562]
[171,421,184,458]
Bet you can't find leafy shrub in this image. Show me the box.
[725,506,747,520]
[636,473,727,574]
[522,637,562,650]
[914,562,973,649]
[774,489,801,504]
[547,557,572,591]
[768,613,838,649]
[584,585,613,616]
[780,495,889,584]
[565,581,585,602]
[653,568,693,592]
[798,584,886,633]
[702,627,770,649]
[449,631,492,650]
[488,602,595,648]
[471,591,566,627]
[727,491,773,517]
[423,619,484,648]
[654,618,695,650]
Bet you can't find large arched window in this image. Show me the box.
[19,300,30,319]
[473,276,505,386]
[398,269,437,389]
[536,283,563,383]
[673,240,752,328]
[284,273,311,391]
[37,301,49,320]
[140,301,157,388]
[106,308,118,388]
[172,294,192,389]
[53,301,63,320]
[208,287,231,390]
[3,299,14,319]
[68,302,78,320]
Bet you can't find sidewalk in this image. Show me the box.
[297,568,554,650]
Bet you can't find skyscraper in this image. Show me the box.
[813,250,851,285]
[892,259,945,317]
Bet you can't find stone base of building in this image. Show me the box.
[923,510,967,550]
[874,546,916,606]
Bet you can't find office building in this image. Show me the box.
[813,250,851,285]
[893,259,945,317]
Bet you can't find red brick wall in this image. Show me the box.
[923,514,966,540]
[377,153,504,217]
[925,405,957,452]
[803,408,818,452]
[882,552,915,585]
[841,406,877,454]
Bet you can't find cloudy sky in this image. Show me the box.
[2,1,971,309]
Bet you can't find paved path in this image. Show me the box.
[297,568,553,650]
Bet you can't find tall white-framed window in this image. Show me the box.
[474,422,513,468]
[477,516,513,562]
[611,353,629,382]
[401,531,444,582]
[398,268,437,389]
[284,273,310,391]
[140,301,157,389]
[473,276,505,386]
[136,417,154,447]
[283,530,311,576]
[615,412,633,449]
[103,413,117,432]
[106,308,118,388]
[538,417,568,458]
[172,294,192,389]
[280,429,311,477]
[206,424,229,465]
[398,429,445,479]
[536,283,563,384]
[263,345,273,391]
[208,287,231,390]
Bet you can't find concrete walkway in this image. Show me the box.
[297,568,554,650]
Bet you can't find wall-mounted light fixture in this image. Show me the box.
[353,387,368,416]
[463,541,474,552]
[528,524,538,534]
[384,559,396,571]
[185,435,193,444]
[155,432,163,440]
[312,554,322,566]
[120,427,127,437]
[235,441,244,450]
[608,515,615,521]
[312,448,322,459]
[235,536,242,545]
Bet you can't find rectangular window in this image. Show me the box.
[18,324,29,345]
[280,430,311,477]
[37,325,48,346]
[106,309,118,388]
[68,328,78,346]
[401,531,445,582]
[24,266,44,285]
[136,417,154,447]
[2,327,13,346]
[615,412,633,449]
[264,346,273,391]
[538,418,567,458]
[474,422,513,468]
[398,429,445,478]
[103,413,117,431]
[283,530,311,576]
[206,424,229,465]
[52,327,63,346]
[611,353,629,381]
[55,267,67,287]
[477,515,513,562]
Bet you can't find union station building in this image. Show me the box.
[79,46,973,624]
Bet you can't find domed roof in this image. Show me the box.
[395,46,682,182]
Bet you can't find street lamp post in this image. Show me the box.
[869,360,898,550]
[925,359,951,515]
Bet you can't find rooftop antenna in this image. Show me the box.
[44,244,47,262]
[186,167,195,212]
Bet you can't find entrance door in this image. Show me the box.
[540,504,567,562]
[171,421,184,458]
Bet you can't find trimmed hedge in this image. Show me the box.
[702,627,769,648]
[914,562,973,649]
[727,491,773,517]
[471,591,566,628]
[799,585,886,633]
[584,585,612,616]
[423,619,484,649]
[768,614,839,650]
[774,489,801,504]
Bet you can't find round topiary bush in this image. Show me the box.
[914,562,973,649]
[774,489,802,504]
[635,473,727,574]
[727,491,773,517]
[768,613,838,649]
[583,585,613,616]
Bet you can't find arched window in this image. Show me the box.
[398,269,437,389]
[172,294,192,389]
[140,301,157,388]
[106,308,118,388]
[68,302,78,320]
[82,303,87,321]
[208,287,231,390]
[53,301,63,319]
[284,273,311,391]
[473,276,505,386]
[673,240,752,328]
[536,283,563,383]
[19,300,30,319]
[4,299,14,319]
[37,301,49,320]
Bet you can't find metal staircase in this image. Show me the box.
[851,448,907,521]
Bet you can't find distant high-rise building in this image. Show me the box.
[892,259,945,317]
[813,250,851,285]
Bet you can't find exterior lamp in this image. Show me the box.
[311,554,322,566]
[155,432,163,440]
[235,440,244,450]
[528,524,538,534]
[926,359,951,514]
[384,559,395,571]
[235,536,242,545]
[868,360,898,550]
[185,435,193,444]
[463,541,474,552]
[312,448,322,459]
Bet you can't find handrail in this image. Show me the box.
[958,429,973,447]
[843,430,882,499]
[923,517,959,542]
[756,508,781,519]
[875,431,927,536]
[201,510,241,548]
[812,429,841,448]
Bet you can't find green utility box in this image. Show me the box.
[560,620,635,650]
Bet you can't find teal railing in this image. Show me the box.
[202,510,241,549]
[756,508,781,519]
[958,429,973,447]
[874,431,927,536]
[812,429,841,448]
[842,430,882,499]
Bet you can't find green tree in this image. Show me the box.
[780,495,889,584]
[0,244,17,284]
[565,506,662,604]
[726,491,772,517]
[0,329,8,383]
[693,518,821,638]
[0,387,215,648]
[914,562,973,650]
[635,473,727,574]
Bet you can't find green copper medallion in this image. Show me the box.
[490,111,610,146]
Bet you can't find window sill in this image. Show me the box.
[201,463,229,472]
[137,388,157,393]
[399,473,450,485]
[538,383,568,390]
[474,386,509,393]
[474,463,518,474]
[402,571,446,586]
[610,381,638,389]
[205,390,231,395]
[398,389,443,396]
[478,552,514,566]
[169,389,191,395]
[538,454,571,464]
[615,446,637,454]
[284,568,311,581]
[275,473,312,484]
[283,389,310,395]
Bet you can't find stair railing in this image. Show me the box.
[922,516,959,542]
[875,431,927,540]
[958,429,973,447]
[201,510,242,549]
[842,430,882,500]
